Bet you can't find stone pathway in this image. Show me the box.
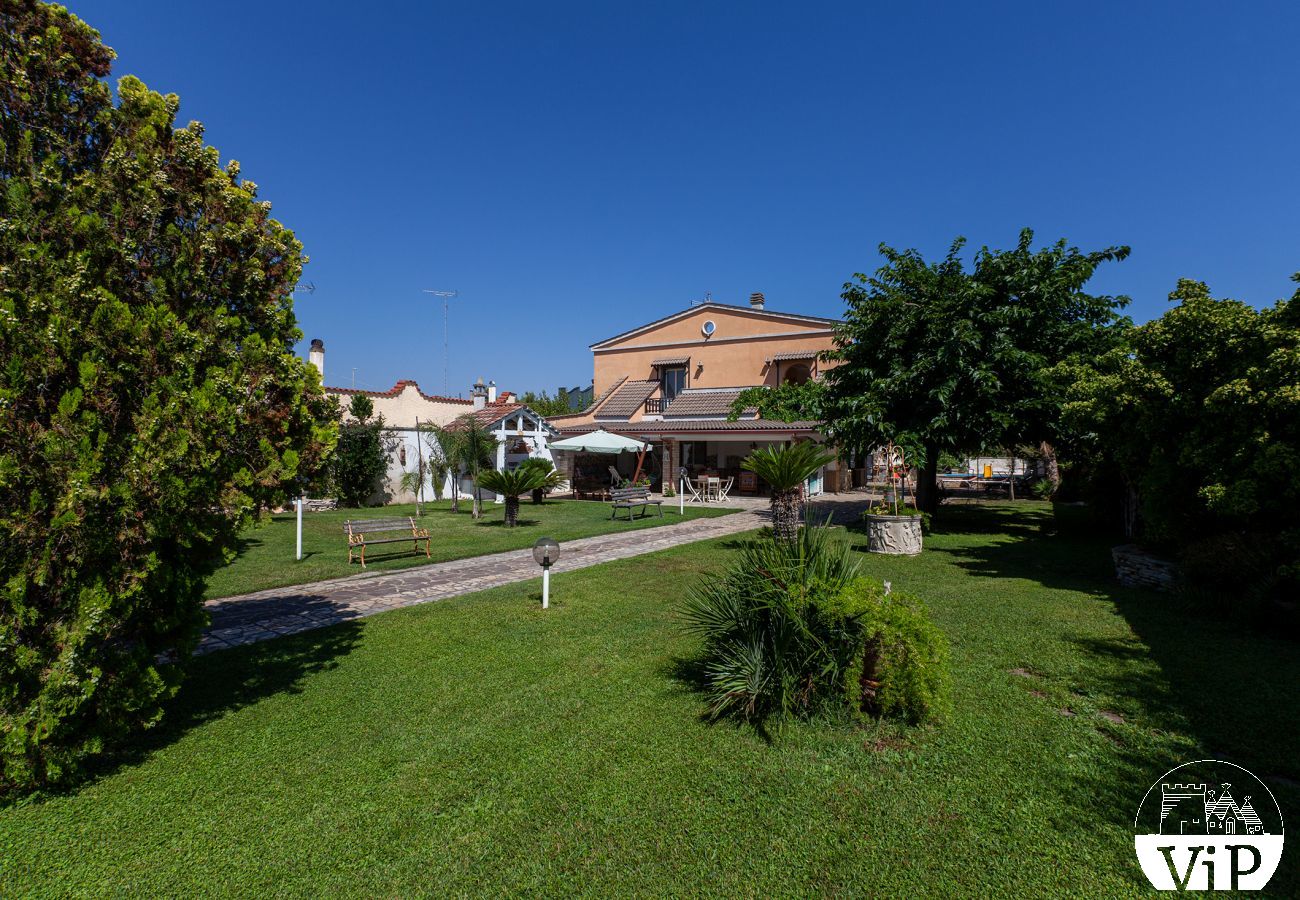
[200,496,875,654]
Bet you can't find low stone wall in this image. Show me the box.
[1111,544,1179,591]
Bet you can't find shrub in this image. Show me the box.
[681,525,951,727]
[842,581,951,724]
[517,457,565,504]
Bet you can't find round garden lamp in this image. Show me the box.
[532,537,560,609]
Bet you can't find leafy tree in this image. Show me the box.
[517,457,565,504]
[331,395,391,508]
[824,231,1129,512]
[727,381,827,423]
[742,443,835,541]
[476,468,549,527]
[1062,276,1300,559]
[0,1,335,794]
[517,390,573,418]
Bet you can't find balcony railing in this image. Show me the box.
[645,397,663,415]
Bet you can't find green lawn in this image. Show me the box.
[205,498,732,599]
[3,504,1296,896]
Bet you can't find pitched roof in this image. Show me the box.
[324,379,471,404]
[442,403,556,433]
[650,355,691,367]
[595,380,658,418]
[663,388,744,418]
[767,350,819,362]
[591,302,838,350]
[546,376,628,422]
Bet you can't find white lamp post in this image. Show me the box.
[532,537,560,609]
[295,496,303,560]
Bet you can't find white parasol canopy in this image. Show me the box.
[548,428,649,454]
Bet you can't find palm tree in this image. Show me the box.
[517,457,566,504]
[476,467,549,527]
[434,419,497,517]
[742,442,835,541]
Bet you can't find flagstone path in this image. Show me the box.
[200,497,874,654]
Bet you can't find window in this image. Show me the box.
[662,366,687,401]
[783,363,812,385]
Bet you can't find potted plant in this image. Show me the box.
[863,441,924,555]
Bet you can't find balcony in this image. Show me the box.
[644,397,663,415]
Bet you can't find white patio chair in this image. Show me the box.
[608,465,622,487]
[706,476,721,502]
[680,471,704,503]
[717,476,734,501]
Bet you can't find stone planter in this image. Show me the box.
[865,514,923,556]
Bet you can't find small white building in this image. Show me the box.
[308,340,559,504]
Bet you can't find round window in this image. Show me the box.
[702,320,717,337]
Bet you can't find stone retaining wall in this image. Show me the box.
[1112,544,1180,591]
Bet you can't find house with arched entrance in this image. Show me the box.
[547,293,843,496]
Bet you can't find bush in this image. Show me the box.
[842,581,951,724]
[680,525,950,726]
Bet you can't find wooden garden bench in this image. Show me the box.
[343,517,431,568]
[610,486,662,521]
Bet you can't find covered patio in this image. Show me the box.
[551,421,837,500]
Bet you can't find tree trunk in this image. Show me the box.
[531,488,544,505]
[504,496,520,527]
[450,472,460,513]
[857,636,883,717]
[915,442,940,514]
[1122,478,1139,539]
[770,487,802,541]
[472,483,482,520]
[1040,440,1061,496]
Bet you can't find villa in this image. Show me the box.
[547,293,845,496]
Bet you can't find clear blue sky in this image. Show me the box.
[76,1,1299,397]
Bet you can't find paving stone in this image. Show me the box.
[198,497,875,654]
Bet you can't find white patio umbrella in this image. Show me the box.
[549,429,653,484]
[548,429,649,454]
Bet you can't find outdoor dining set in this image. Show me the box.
[680,473,734,503]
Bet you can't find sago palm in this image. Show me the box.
[517,457,565,504]
[438,418,498,519]
[742,442,835,541]
[476,467,549,527]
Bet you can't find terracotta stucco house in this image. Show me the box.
[548,294,841,495]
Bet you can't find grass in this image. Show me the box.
[205,497,731,599]
[2,504,1296,896]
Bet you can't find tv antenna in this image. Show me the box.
[690,291,712,307]
[292,281,316,295]
[422,289,458,394]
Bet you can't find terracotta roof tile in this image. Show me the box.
[662,389,743,418]
[325,380,471,404]
[557,419,820,435]
[595,380,658,418]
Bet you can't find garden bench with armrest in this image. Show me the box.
[343,517,431,568]
[610,486,663,521]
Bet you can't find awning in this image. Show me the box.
[650,356,690,367]
[548,428,650,454]
[766,350,817,363]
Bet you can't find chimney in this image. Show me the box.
[308,338,325,380]
[487,380,498,404]
[749,292,765,310]
[471,376,488,410]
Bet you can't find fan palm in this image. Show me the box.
[742,442,836,541]
[476,467,550,527]
[517,457,566,504]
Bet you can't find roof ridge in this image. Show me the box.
[590,302,839,349]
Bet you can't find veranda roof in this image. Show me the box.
[548,428,650,454]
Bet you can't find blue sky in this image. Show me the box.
[77,1,1299,397]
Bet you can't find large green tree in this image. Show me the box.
[824,231,1129,512]
[0,1,335,793]
[1062,276,1300,546]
